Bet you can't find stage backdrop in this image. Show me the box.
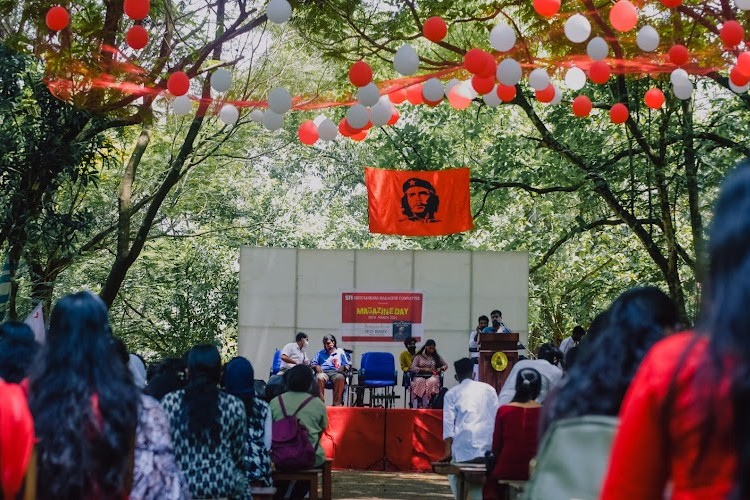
[238,248,528,389]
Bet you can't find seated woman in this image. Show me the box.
[270,364,328,500]
[409,339,448,408]
[223,356,273,489]
[162,344,249,499]
[484,368,542,500]
[311,334,350,406]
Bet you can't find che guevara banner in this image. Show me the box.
[365,167,474,236]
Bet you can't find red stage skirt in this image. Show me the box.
[321,407,445,471]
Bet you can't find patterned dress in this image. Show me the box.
[132,395,191,500]
[244,398,273,487]
[410,354,448,399]
[161,389,250,500]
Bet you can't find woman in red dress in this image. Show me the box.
[484,368,542,500]
[601,162,750,499]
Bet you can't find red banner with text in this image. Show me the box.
[341,291,423,342]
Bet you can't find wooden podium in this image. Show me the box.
[478,333,519,393]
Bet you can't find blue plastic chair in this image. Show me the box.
[269,349,283,378]
[358,352,398,408]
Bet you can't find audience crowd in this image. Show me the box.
[1,160,749,499]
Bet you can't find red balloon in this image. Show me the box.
[610,103,629,124]
[351,130,368,141]
[720,21,745,47]
[496,84,516,102]
[668,44,689,66]
[424,97,442,107]
[124,0,150,20]
[533,0,561,17]
[406,84,424,105]
[737,52,750,78]
[644,88,665,109]
[348,61,372,88]
[477,52,497,78]
[339,118,355,137]
[45,6,70,31]
[572,95,592,117]
[167,71,190,96]
[730,66,750,86]
[660,0,682,7]
[471,75,495,94]
[535,84,555,103]
[423,16,448,43]
[298,120,318,145]
[387,109,400,125]
[465,48,490,75]
[589,61,611,84]
[389,87,407,104]
[126,25,149,50]
[609,0,638,32]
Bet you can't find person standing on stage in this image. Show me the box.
[468,315,489,380]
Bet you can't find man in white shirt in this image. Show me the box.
[442,357,499,500]
[279,332,310,372]
[559,325,586,355]
[498,343,563,406]
[468,315,489,380]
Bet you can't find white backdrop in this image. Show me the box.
[238,247,528,389]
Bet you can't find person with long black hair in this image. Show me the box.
[541,286,678,431]
[28,291,187,499]
[602,162,750,499]
[409,339,448,408]
[162,344,249,499]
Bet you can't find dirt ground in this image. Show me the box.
[331,470,453,499]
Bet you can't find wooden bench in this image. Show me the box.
[249,486,277,500]
[272,458,332,500]
[432,461,526,500]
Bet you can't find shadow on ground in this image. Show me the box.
[332,470,453,499]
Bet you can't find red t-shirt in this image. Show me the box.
[601,332,737,500]
[490,405,541,481]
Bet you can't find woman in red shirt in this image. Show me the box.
[484,367,542,500]
[602,162,750,499]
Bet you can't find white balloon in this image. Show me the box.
[172,95,192,115]
[422,78,445,102]
[564,67,587,90]
[489,23,516,52]
[445,78,461,95]
[250,109,264,123]
[587,37,609,61]
[266,0,292,24]
[636,25,660,52]
[483,86,502,107]
[730,79,750,93]
[346,103,369,129]
[673,81,694,100]
[317,118,338,141]
[736,0,750,10]
[394,44,420,76]
[529,68,550,90]
[497,58,522,86]
[219,104,239,125]
[564,14,591,44]
[262,110,284,130]
[462,80,478,99]
[267,87,292,114]
[550,86,563,105]
[313,114,327,126]
[670,68,690,86]
[357,82,380,107]
[370,100,392,126]
[210,68,232,93]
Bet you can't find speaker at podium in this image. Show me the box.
[478,332,519,393]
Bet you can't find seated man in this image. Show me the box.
[311,334,351,406]
[279,331,310,373]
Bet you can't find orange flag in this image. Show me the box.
[365,167,474,236]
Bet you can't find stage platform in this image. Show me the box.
[321,407,445,472]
